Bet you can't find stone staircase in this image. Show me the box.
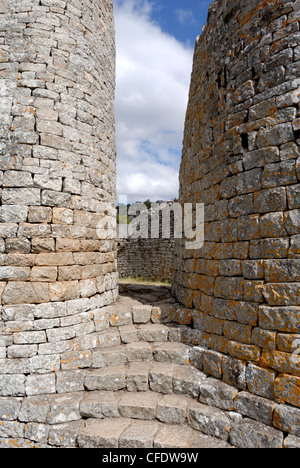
[0,288,289,449]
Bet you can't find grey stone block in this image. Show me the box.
[188,401,231,441]
[230,418,283,449]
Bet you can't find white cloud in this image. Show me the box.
[175,9,196,25]
[114,0,193,203]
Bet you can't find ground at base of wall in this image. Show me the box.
[119,278,172,287]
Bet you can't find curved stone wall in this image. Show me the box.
[173,0,300,409]
[0,0,118,394]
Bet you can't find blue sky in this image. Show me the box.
[150,0,210,46]
[114,0,210,203]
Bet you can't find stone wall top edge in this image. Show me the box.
[197,0,294,47]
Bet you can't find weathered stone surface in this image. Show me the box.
[92,346,127,369]
[233,392,277,426]
[0,420,25,440]
[18,396,50,424]
[109,308,132,327]
[259,306,300,333]
[47,393,83,425]
[153,342,191,365]
[263,283,300,306]
[126,342,153,363]
[202,349,223,378]
[264,260,300,283]
[273,405,300,437]
[119,420,162,449]
[172,0,300,412]
[260,349,300,377]
[84,367,126,392]
[0,398,21,422]
[48,421,83,448]
[284,435,300,449]
[119,325,138,344]
[245,363,276,400]
[132,306,152,324]
[25,374,56,397]
[199,379,239,411]
[98,329,121,349]
[119,392,162,420]
[80,391,119,420]
[24,422,49,444]
[0,0,118,397]
[56,371,86,394]
[173,365,206,399]
[138,324,169,342]
[77,418,131,449]
[149,363,177,394]
[126,362,152,392]
[230,418,284,449]
[3,282,49,305]
[190,346,205,370]
[191,433,235,449]
[156,394,188,425]
[188,401,231,441]
[222,357,247,390]
[153,424,197,449]
[0,438,46,448]
[274,374,300,408]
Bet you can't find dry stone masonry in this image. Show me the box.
[172,0,300,436]
[1,0,300,450]
[118,237,174,282]
[0,281,298,448]
[0,0,118,396]
[0,291,237,449]
[118,201,175,282]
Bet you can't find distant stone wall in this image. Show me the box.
[118,202,175,281]
[118,238,174,282]
[173,0,300,414]
[0,0,118,395]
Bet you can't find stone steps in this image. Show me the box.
[55,360,206,396]
[0,388,234,448]
[1,352,288,449]
[77,417,233,449]
[92,341,191,369]
[84,362,206,396]
[0,295,295,449]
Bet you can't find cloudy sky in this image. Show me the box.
[114,0,210,203]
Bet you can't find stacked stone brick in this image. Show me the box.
[0,0,118,392]
[118,202,175,282]
[173,0,300,413]
[0,292,297,449]
[0,295,237,449]
[118,237,174,282]
[2,0,300,449]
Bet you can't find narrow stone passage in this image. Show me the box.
[0,285,293,448]
[1,0,300,449]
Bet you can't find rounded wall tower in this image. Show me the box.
[0,0,117,394]
[173,0,300,409]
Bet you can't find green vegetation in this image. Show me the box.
[119,277,172,286]
[116,204,131,225]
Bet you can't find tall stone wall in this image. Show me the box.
[0,0,118,395]
[173,0,300,410]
